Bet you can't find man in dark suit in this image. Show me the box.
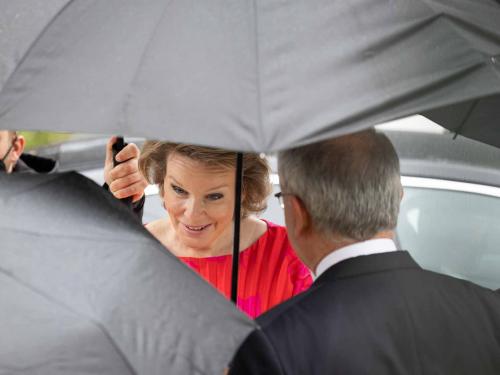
[229,129,500,374]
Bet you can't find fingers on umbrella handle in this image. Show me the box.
[112,136,127,168]
[111,136,133,206]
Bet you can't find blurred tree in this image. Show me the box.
[20,131,72,150]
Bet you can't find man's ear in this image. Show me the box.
[288,195,312,238]
[10,135,25,161]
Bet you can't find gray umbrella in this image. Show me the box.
[0,0,70,88]
[1,2,499,371]
[0,171,256,375]
[0,0,499,150]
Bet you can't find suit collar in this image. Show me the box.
[314,239,398,279]
[313,251,420,284]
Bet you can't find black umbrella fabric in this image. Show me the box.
[0,172,256,375]
[419,1,500,149]
[0,0,499,150]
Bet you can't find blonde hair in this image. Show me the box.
[139,141,272,217]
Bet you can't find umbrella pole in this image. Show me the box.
[231,153,243,304]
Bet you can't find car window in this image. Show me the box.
[398,187,500,290]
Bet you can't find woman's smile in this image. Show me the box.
[182,222,212,234]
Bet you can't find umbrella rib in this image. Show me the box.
[422,0,500,45]
[119,0,175,131]
[0,0,78,88]
[303,61,487,145]
[251,0,265,149]
[452,99,478,139]
[0,266,138,375]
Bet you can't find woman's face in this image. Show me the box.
[163,153,236,252]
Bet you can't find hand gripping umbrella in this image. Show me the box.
[0,172,256,375]
[0,0,499,150]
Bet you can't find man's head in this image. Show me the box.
[0,130,25,173]
[278,128,402,270]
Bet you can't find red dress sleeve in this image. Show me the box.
[179,221,312,318]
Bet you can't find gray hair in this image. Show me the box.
[278,129,402,241]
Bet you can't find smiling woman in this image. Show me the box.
[139,141,312,318]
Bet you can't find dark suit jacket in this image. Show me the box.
[230,251,500,374]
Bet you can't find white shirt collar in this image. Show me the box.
[314,238,398,280]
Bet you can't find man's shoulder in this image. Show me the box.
[15,153,57,174]
[249,253,500,374]
[257,252,500,330]
[417,266,500,304]
[256,285,311,327]
[256,276,329,332]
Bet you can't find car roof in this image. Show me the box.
[386,130,500,187]
[31,125,500,188]
[32,136,145,172]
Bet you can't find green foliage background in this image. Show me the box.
[20,131,72,150]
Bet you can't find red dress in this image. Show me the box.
[179,221,312,318]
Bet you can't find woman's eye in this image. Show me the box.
[206,193,223,201]
[171,185,187,195]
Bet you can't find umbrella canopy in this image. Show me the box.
[0,172,256,375]
[0,0,70,87]
[0,0,499,151]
